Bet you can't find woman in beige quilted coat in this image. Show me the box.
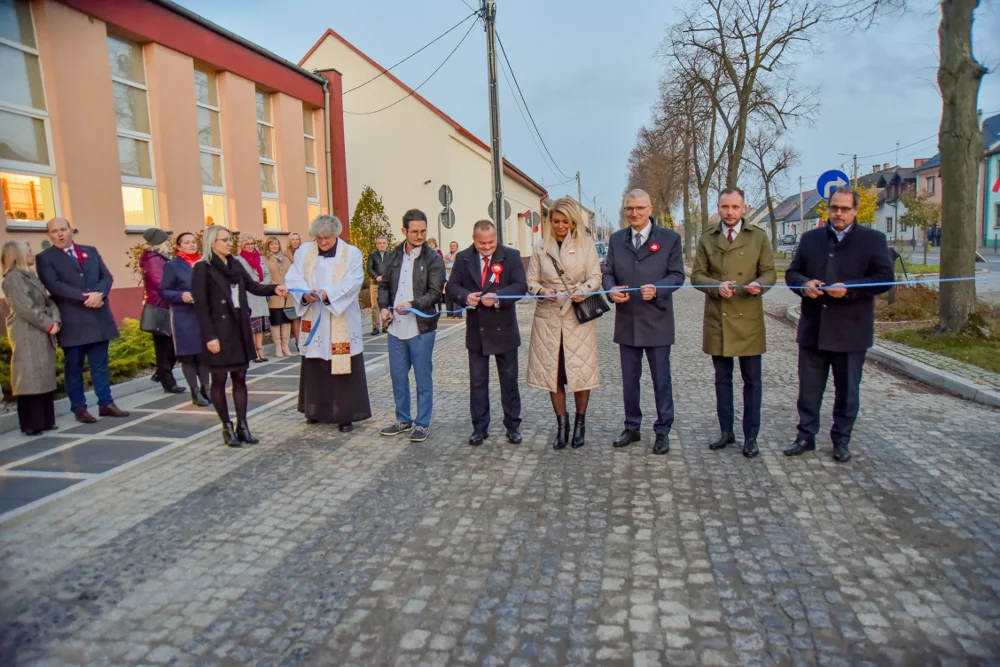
[526,197,602,450]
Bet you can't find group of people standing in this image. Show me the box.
[4,183,892,462]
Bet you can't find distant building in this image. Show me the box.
[977,114,1000,249]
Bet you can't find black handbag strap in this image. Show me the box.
[548,254,573,296]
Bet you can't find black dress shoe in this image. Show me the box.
[164,385,187,394]
[339,423,354,433]
[553,415,569,450]
[783,438,816,456]
[652,433,670,455]
[506,428,522,444]
[235,421,259,444]
[22,429,42,436]
[709,431,736,450]
[743,438,759,458]
[613,429,641,448]
[833,444,852,462]
[469,430,488,446]
[571,413,586,449]
[222,421,242,447]
[371,328,380,336]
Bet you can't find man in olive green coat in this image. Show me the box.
[691,187,776,458]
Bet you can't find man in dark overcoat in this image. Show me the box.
[601,189,685,455]
[35,217,130,423]
[446,219,527,446]
[784,187,894,462]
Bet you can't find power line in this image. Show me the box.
[494,30,572,180]
[497,56,562,180]
[856,134,937,160]
[343,10,479,95]
[343,19,478,116]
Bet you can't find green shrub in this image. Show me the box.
[1,319,156,400]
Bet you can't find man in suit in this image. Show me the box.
[691,187,776,459]
[784,187,894,462]
[367,235,389,335]
[446,219,527,446]
[35,217,129,423]
[602,189,686,455]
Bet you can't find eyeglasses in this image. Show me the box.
[828,205,855,214]
[625,206,649,214]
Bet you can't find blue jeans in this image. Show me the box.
[63,341,113,411]
[388,331,436,428]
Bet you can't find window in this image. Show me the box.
[256,90,278,229]
[195,66,225,226]
[108,33,156,228]
[994,203,999,229]
[927,176,936,196]
[0,0,56,225]
[303,104,319,222]
[886,216,893,233]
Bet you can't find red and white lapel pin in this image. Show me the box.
[649,242,660,252]
[489,263,503,284]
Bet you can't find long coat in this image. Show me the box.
[525,235,602,393]
[600,221,685,348]
[236,255,271,318]
[159,257,203,357]
[786,223,894,352]
[35,243,118,348]
[264,253,293,310]
[3,269,60,396]
[191,257,278,368]
[446,244,527,356]
[691,223,777,357]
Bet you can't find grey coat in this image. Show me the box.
[236,256,272,319]
[3,269,61,396]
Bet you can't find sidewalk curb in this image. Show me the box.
[785,305,1000,409]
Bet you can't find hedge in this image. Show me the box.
[1,318,156,400]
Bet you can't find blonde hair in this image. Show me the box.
[1,240,30,275]
[200,225,231,263]
[545,197,583,242]
[265,235,283,257]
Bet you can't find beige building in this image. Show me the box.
[1,0,347,321]
[300,29,547,252]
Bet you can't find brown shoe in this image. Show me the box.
[99,404,130,418]
[73,409,97,424]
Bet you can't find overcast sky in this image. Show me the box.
[179,0,999,219]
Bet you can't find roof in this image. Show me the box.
[300,29,547,197]
[913,154,941,172]
[781,191,824,223]
[984,113,1000,149]
[771,193,801,221]
[876,167,917,188]
[149,0,327,83]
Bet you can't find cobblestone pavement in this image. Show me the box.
[1,289,999,666]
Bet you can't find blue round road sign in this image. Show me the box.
[816,170,850,200]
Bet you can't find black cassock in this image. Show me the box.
[298,354,372,425]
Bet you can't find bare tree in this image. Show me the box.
[745,127,799,250]
[669,0,822,187]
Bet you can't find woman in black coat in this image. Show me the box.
[192,225,288,447]
[160,232,211,407]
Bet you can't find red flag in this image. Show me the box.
[993,177,1000,193]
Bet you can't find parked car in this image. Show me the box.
[595,241,607,262]
[777,234,797,250]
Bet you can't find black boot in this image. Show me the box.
[553,415,569,450]
[222,421,241,447]
[236,421,259,445]
[192,389,210,407]
[571,414,586,449]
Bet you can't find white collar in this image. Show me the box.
[631,221,652,243]
[722,220,743,237]
[404,244,422,258]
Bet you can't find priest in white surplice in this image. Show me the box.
[285,215,372,431]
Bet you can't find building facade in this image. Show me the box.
[1,0,348,321]
[299,29,546,253]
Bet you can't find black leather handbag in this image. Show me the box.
[139,304,172,336]
[549,255,610,324]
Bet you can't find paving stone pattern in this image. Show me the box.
[1,290,999,666]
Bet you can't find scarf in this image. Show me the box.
[301,240,351,375]
[240,248,263,281]
[209,254,244,284]
[177,251,200,266]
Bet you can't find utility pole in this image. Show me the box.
[798,175,804,233]
[852,154,858,186]
[483,0,505,244]
[576,171,582,205]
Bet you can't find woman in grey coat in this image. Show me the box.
[236,235,272,363]
[2,241,61,435]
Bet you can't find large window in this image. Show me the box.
[927,175,936,196]
[256,90,278,229]
[195,66,226,226]
[886,216,893,233]
[108,33,157,228]
[0,0,56,225]
[303,104,319,222]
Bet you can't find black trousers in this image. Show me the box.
[620,344,674,435]
[796,346,866,445]
[445,287,463,318]
[152,333,178,390]
[469,348,521,431]
[712,355,762,440]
